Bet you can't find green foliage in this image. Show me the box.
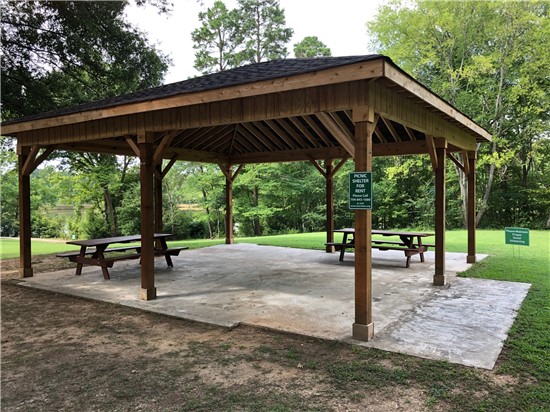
[237,0,293,63]
[293,36,331,58]
[191,0,243,74]
[1,0,170,119]
[191,0,293,72]
[368,0,550,228]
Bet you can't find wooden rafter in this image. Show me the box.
[404,126,417,141]
[374,126,386,143]
[274,118,311,149]
[381,116,401,142]
[288,117,321,148]
[315,112,355,158]
[425,135,437,171]
[301,115,333,147]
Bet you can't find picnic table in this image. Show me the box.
[326,228,434,268]
[56,233,188,279]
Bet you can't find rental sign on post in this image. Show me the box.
[349,172,373,210]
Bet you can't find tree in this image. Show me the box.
[368,0,550,228]
[237,0,293,63]
[293,36,332,58]
[191,0,243,74]
[1,0,171,238]
[1,0,170,119]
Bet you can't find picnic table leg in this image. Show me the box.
[339,233,349,261]
[93,245,110,280]
[75,246,86,275]
[101,266,110,280]
[158,237,173,267]
[417,236,426,262]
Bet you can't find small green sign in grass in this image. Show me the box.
[505,227,530,246]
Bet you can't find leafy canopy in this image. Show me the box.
[1,0,171,119]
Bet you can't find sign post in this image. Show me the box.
[349,172,373,210]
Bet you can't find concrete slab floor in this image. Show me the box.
[19,244,530,369]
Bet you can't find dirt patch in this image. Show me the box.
[0,256,526,411]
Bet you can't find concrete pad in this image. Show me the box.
[19,244,530,369]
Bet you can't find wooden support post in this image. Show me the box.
[467,151,477,263]
[352,120,374,341]
[325,159,335,253]
[224,164,234,245]
[434,138,447,286]
[139,133,156,300]
[154,165,163,234]
[18,146,33,278]
[219,163,242,244]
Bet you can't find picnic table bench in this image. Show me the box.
[326,228,434,268]
[56,233,188,279]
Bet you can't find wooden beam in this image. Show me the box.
[139,132,156,300]
[373,140,428,157]
[434,138,447,286]
[467,151,476,263]
[462,150,470,176]
[21,145,39,176]
[315,112,355,158]
[331,155,350,176]
[153,130,180,166]
[18,148,33,278]
[325,159,335,253]
[301,115,334,147]
[404,126,417,141]
[161,155,178,179]
[426,135,438,171]
[447,152,466,173]
[309,158,327,178]
[380,116,401,142]
[125,136,140,157]
[352,119,375,342]
[229,146,348,164]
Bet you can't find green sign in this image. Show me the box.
[349,172,373,210]
[505,227,530,246]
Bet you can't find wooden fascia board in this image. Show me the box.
[371,81,478,151]
[3,60,384,135]
[383,61,492,143]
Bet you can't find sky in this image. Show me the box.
[125,0,386,84]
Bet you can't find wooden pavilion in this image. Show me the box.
[1,55,492,341]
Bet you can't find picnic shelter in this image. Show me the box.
[1,55,492,341]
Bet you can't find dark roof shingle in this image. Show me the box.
[3,55,388,125]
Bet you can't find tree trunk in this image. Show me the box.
[476,143,497,226]
[202,188,213,239]
[103,186,117,235]
[453,159,468,229]
[252,186,261,236]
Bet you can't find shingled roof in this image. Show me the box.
[3,55,388,125]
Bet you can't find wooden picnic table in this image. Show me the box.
[327,228,434,267]
[57,233,187,279]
